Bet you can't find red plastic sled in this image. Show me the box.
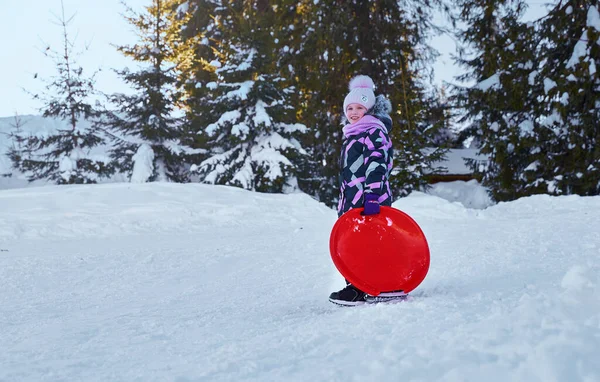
[329,206,430,296]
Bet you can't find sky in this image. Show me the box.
[1,179,599,380]
[0,0,148,118]
[0,0,550,118]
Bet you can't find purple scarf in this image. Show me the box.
[342,115,386,138]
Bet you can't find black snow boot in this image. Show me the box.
[329,284,366,306]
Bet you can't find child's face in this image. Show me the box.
[346,103,367,124]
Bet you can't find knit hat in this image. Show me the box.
[343,75,376,113]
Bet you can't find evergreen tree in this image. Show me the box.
[527,1,600,196]
[425,86,460,148]
[189,1,307,193]
[19,2,110,184]
[100,0,196,183]
[277,1,350,204]
[5,113,33,178]
[282,0,446,204]
[454,0,537,201]
[176,0,221,136]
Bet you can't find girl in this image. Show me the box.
[329,75,399,306]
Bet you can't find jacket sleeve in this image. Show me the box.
[363,127,391,195]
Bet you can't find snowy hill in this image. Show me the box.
[1,183,599,381]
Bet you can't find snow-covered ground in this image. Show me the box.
[428,179,493,209]
[1,182,599,381]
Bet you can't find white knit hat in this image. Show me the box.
[343,75,376,112]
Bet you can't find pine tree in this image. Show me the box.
[189,1,307,193]
[282,0,446,203]
[527,1,600,196]
[454,0,537,201]
[100,0,196,183]
[176,0,221,130]
[19,2,110,184]
[5,113,33,178]
[425,86,460,148]
[276,1,350,204]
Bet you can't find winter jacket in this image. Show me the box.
[337,96,393,217]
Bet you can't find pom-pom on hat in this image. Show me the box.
[343,75,376,113]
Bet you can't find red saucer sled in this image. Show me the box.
[329,206,430,296]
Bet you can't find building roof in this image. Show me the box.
[428,148,489,175]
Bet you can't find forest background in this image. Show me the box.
[1,0,598,206]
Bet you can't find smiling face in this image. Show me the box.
[345,103,367,124]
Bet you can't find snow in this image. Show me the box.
[1,183,599,381]
[58,152,78,181]
[236,49,256,72]
[543,78,557,94]
[252,100,272,127]
[524,160,539,172]
[205,110,242,136]
[225,81,254,101]
[567,35,588,70]
[256,132,296,152]
[217,49,256,74]
[541,110,564,128]
[519,119,535,137]
[425,180,493,209]
[196,149,234,184]
[588,6,600,32]
[250,149,288,181]
[528,70,538,85]
[279,123,308,134]
[475,73,501,91]
[130,143,154,183]
[231,156,253,188]
[566,6,573,15]
[163,140,206,156]
[561,265,594,290]
[231,122,250,138]
[176,1,189,15]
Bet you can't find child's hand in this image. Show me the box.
[363,193,380,215]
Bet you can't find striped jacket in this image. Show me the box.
[337,114,393,217]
